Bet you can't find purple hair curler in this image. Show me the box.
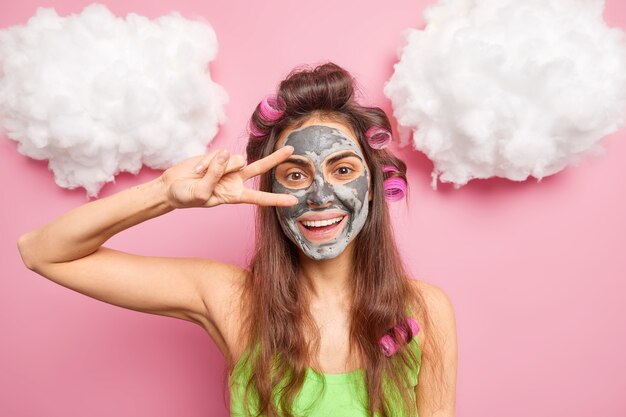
[383,177,407,202]
[365,126,392,149]
[258,94,285,122]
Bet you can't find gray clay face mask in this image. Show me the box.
[272,125,370,260]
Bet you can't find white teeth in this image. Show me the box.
[302,217,343,227]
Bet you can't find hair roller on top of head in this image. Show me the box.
[248,94,286,141]
[365,126,392,149]
[258,94,285,122]
[248,119,265,138]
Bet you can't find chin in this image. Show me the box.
[299,241,351,261]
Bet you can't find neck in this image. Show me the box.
[298,242,355,304]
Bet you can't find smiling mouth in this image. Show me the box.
[297,215,348,242]
[301,216,344,229]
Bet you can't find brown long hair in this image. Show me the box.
[238,62,443,417]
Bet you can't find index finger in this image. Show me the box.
[240,188,298,207]
[240,145,294,180]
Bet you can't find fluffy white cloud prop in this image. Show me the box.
[385,0,626,189]
[0,4,227,196]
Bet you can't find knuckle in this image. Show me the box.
[209,163,226,176]
[233,155,246,167]
[194,188,211,201]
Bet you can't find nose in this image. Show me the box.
[306,177,334,208]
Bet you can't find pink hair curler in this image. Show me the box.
[365,126,392,149]
[379,317,421,357]
[383,177,407,202]
[407,317,420,336]
[258,94,285,122]
[382,164,399,174]
[248,120,265,138]
[380,334,399,357]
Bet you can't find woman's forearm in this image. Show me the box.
[17,177,173,268]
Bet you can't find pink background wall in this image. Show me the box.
[1,1,625,416]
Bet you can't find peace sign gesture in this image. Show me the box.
[160,146,297,209]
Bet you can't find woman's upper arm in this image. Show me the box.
[24,246,246,340]
[415,282,458,416]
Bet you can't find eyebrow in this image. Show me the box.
[279,151,362,168]
[325,151,363,166]
[282,157,313,167]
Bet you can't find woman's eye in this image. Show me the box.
[286,172,306,182]
[335,166,353,176]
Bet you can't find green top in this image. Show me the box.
[229,335,421,417]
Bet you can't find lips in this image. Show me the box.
[296,212,348,242]
[296,210,347,223]
[301,216,343,228]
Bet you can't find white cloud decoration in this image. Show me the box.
[384,0,626,189]
[0,4,227,196]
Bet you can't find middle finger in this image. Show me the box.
[240,146,294,180]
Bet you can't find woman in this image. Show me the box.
[17,62,457,416]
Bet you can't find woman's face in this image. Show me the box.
[272,118,370,261]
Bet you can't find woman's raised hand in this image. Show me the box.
[160,146,298,209]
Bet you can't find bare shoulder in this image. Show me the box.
[409,280,457,347]
[411,280,455,317]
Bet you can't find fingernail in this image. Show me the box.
[217,150,229,164]
[194,164,204,173]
